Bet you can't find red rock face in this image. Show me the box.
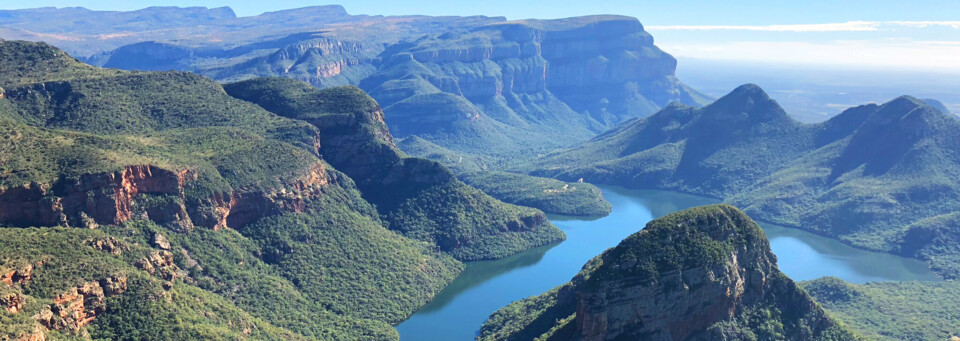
[0,163,329,230]
[0,184,65,227]
[34,276,127,333]
[192,162,330,231]
[2,291,24,313]
[0,165,190,228]
[1,264,34,287]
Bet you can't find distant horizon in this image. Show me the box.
[3,1,959,74]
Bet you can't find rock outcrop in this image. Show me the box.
[0,165,191,228]
[1,289,24,313]
[187,162,331,231]
[1,261,38,287]
[479,205,856,341]
[0,162,331,231]
[34,276,128,333]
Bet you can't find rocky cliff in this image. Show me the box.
[478,205,857,341]
[360,15,708,156]
[5,8,707,162]
[202,35,382,88]
[0,165,193,229]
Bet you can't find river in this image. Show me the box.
[396,187,940,340]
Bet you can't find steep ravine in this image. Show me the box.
[224,78,565,261]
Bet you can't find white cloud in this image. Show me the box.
[659,39,960,73]
[647,21,960,32]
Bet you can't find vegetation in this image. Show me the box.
[529,84,960,279]
[478,285,576,341]
[0,40,559,339]
[395,136,492,173]
[458,171,612,216]
[224,77,565,261]
[803,277,960,341]
[231,189,462,325]
[479,205,858,341]
[577,205,767,288]
[0,227,307,340]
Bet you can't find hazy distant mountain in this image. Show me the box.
[0,6,707,159]
[530,84,960,279]
[676,59,960,123]
[923,98,951,115]
[479,205,857,341]
[359,16,708,155]
[0,5,488,56]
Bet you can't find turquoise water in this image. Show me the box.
[396,187,939,340]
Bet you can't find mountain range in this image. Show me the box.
[0,40,561,340]
[0,6,707,161]
[2,5,960,341]
[528,83,960,279]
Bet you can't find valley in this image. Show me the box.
[528,84,960,280]
[1,4,959,341]
[396,187,940,340]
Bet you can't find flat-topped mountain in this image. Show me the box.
[479,205,857,341]
[0,40,561,340]
[529,83,960,279]
[360,15,708,155]
[0,7,707,161]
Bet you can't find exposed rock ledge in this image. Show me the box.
[0,163,329,231]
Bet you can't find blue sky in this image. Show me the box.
[7,0,960,23]
[4,1,960,72]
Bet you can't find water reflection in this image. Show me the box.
[415,241,558,313]
[396,187,939,340]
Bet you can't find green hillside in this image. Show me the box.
[0,40,555,340]
[529,84,960,279]
[479,205,858,341]
[222,77,565,261]
[458,171,611,216]
[803,277,960,341]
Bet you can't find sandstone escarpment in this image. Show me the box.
[0,162,331,231]
[208,36,380,88]
[0,165,191,228]
[189,162,331,230]
[575,247,774,341]
[359,16,707,157]
[479,205,855,341]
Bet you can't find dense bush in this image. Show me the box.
[803,277,960,341]
[459,171,611,216]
